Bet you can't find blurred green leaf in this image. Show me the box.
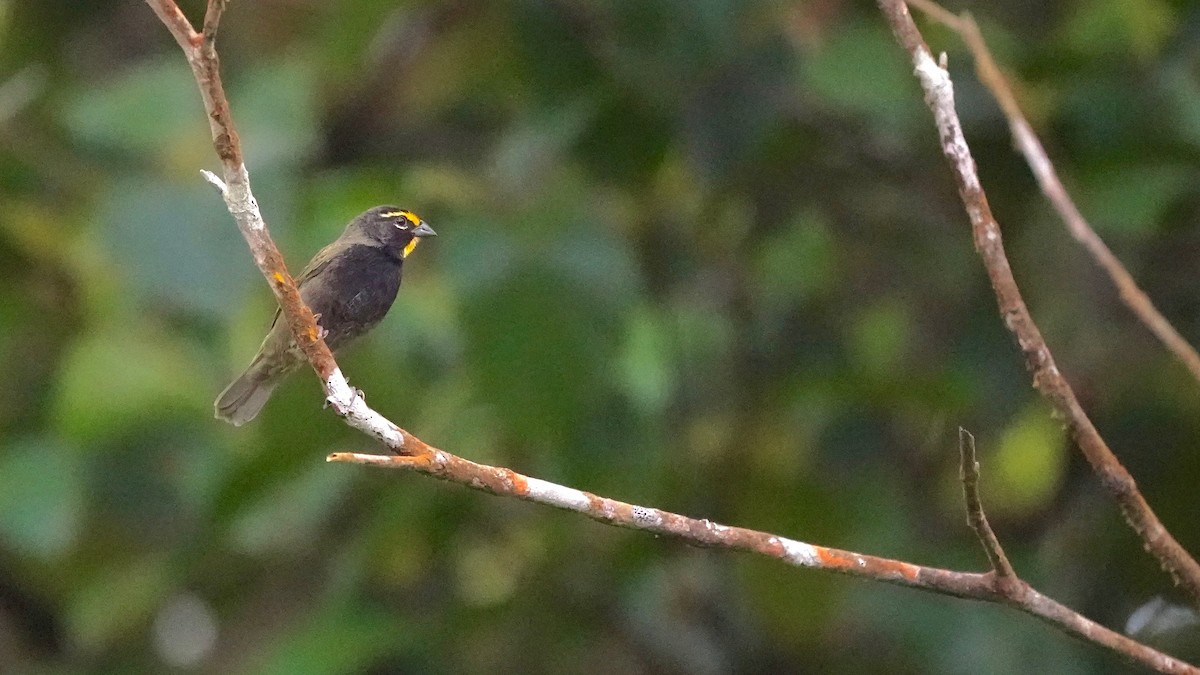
[1076,164,1189,235]
[0,436,83,558]
[1163,60,1200,150]
[848,299,912,377]
[987,406,1067,519]
[576,95,672,184]
[490,97,598,191]
[234,60,320,171]
[462,266,613,447]
[801,24,922,126]
[546,222,640,304]
[98,177,258,317]
[602,0,743,103]
[227,461,355,556]
[1064,0,1175,60]
[441,214,520,296]
[256,602,407,675]
[455,534,523,607]
[616,306,675,415]
[52,323,210,443]
[752,209,836,310]
[67,556,173,652]
[671,303,734,375]
[61,59,207,159]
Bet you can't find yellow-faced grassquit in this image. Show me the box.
[215,206,436,425]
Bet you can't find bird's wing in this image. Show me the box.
[267,242,339,331]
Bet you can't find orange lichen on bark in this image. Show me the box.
[815,547,920,581]
[502,468,529,495]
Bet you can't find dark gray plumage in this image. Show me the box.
[215,206,435,425]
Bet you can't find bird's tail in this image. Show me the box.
[214,359,280,426]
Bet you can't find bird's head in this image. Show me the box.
[359,206,436,259]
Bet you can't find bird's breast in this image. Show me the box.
[304,244,403,350]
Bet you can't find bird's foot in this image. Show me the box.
[311,313,329,341]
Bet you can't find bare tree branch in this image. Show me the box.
[146,0,1198,670]
[202,0,226,47]
[959,428,1015,580]
[145,0,408,452]
[328,446,1196,673]
[875,0,1200,611]
[906,0,1200,394]
[146,0,197,51]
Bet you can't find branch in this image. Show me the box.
[202,0,226,46]
[959,428,1015,580]
[148,2,1198,670]
[146,0,197,51]
[876,0,1200,609]
[328,445,1196,673]
[146,0,408,452]
[906,0,1200,393]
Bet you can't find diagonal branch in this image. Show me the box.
[145,0,408,452]
[147,1,1197,670]
[876,0,1200,608]
[906,0,1200,390]
[146,0,198,51]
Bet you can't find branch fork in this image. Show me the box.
[878,0,1200,610]
[147,0,1199,670]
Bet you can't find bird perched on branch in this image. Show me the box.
[215,206,436,425]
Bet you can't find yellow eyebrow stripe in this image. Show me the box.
[382,209,421,225]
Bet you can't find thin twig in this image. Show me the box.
[202,0,226,46]
[200,169,226,194]
[905,0,959,27]
[876,0,1200,609]
[907,0,1200,386]
[958,428,1014,579]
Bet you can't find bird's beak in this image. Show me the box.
[402,221,436,258]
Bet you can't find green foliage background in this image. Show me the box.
[1,0,1199,672]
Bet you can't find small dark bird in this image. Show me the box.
[215,206,436,425]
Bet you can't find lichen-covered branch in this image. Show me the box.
[906,0,1200,392]
[876,0,1200,609]
[328,446,1196,674]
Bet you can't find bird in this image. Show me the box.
[215,206,436,425]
